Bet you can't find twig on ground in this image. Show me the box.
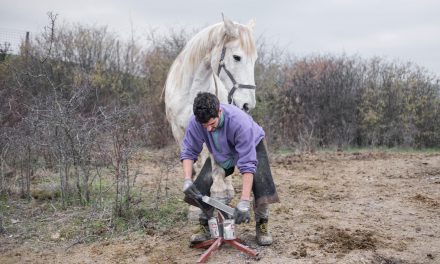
[65,235,100,251]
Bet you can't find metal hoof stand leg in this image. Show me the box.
[190,213,259,263]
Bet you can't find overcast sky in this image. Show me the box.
[1,0,440,76]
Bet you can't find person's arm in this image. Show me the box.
[240,172,253,201]
[180,117,204,197]
[234,172,253,224]
[183,159,194,180]
[232,119,256,224]
[232,117,258,177]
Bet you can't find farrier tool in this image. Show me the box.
[190,195,259,263]
[201,195,234,216]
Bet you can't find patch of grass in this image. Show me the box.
[315,146,440,154]
[275,146,297,155]
[113,216,129,231]
[30,186,60,200]
[0,193,7,202]
[59,222,81,240]
[387,147,440,153]
[1,158,188,244]
[137,197,187,231]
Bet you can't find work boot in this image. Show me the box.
[190,219,210,244]
[256,218,273,246]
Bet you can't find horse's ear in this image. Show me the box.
[247,19,256,31]
[222,14,239,38]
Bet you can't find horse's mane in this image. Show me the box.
[182,22,257,72]
[165,21,257,94]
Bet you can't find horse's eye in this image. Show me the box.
[233,55,241,62]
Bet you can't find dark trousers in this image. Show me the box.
[184,140,280,211]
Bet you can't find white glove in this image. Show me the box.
[182,179,202,200]
[234,199,250,224]
[182,179,193,192]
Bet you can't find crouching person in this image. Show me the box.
[180,92,280,246]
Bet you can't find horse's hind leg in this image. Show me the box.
[224,172,235,203]
[210,157,234,205]
[188,152,235,221]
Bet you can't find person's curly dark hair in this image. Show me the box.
[193,92,220,123]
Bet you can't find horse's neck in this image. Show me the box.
[189,59,228,103]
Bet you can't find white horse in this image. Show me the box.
[164,16,258,203]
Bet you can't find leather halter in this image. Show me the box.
[217,47,256,104]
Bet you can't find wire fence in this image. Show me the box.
[0,28,29,55]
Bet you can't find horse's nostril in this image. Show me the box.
[243,103,249,112]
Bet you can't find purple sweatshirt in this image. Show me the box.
[180,104,265,174]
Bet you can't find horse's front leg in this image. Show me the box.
[210,156,235,205]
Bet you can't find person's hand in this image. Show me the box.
[234,199,250,224]
[182,179,202,200]
[182,179,192,192]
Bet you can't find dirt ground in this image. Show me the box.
[1,149,439,264]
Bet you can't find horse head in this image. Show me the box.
[212,16,258,112]
[164,16,259,144]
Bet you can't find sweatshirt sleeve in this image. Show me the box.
[234,120,258,174]
[180,117,205,162]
